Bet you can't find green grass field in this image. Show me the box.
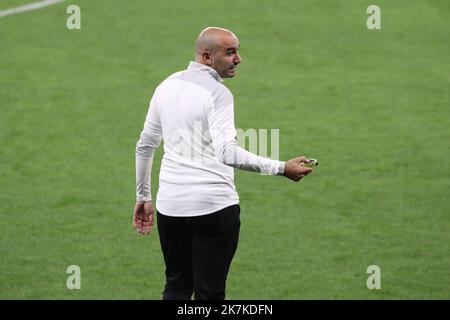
[1,0,449,299]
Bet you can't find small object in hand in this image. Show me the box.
[302,158,318,168]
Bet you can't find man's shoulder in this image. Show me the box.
[152,69,186,93]
[166,69,187,80]
[159,69,186,85]
[154,68,232,100]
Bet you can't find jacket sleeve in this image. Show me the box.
[205,86,285,176]
[135,91,163,201]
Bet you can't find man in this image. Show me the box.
[134,27,312,300]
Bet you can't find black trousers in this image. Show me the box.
[157,204,241,300]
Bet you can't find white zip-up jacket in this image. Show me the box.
[136,61,285,217]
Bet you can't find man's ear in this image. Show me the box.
[202,51,212,66]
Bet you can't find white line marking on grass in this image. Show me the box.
[0,0,65,18]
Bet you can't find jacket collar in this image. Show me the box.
[187,61,223,83]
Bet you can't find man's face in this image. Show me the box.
[210,35,241,78]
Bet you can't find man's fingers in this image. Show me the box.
[138,209,153,234]
[141,210,149,232]
[133,212,140,230]
[133,202,145,233]
[143,223,151,234]
[142,213,152,234]
[299,167,313,174]
[296,156,310,164]
[134,215,143,233]
[133,209,146,234]
[133,202,154,235]
[148,212,154,227]
[143,203,154,234]
[291,171,312,182]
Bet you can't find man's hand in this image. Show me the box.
[284,156,313,182]
[133,201,154,235]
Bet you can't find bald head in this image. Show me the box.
[194,27,241,78]
[195,27,238,55]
